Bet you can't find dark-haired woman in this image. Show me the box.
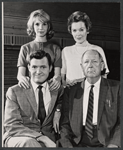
[61,11,109,87]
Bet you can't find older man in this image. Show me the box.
[60,50,120,147]
[3,50,63,147]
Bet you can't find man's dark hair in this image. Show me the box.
[29,50,52,67]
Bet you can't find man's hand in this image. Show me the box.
[18,76,30,89]
[107,144,118,148]
[37,135,56,147]
[53,111,61,133]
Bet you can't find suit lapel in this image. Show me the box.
[47,90,58,115]
[24,84,38,117]
[70,82,84,135]
[98,78,108,126]
[42,90,58,125]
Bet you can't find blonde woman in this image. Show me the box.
[17,9,62,91]
[17,9,62,133]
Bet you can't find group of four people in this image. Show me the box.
[3,9,120,147]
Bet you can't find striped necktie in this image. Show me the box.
[85,85,94,139]
[38,86,46,124]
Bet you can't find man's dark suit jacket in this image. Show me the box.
[60,77,120,147]
[3,83,64,144]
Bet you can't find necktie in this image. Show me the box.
[38,86,46,124]
[85,85,94,139]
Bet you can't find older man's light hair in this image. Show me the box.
[81,49,104,63]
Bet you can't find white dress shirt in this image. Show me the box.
[31,79,51,116]
[83,77,101,125]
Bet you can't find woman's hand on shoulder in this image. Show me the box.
[66,79,77,87]
[48,76,61,91]
[18,76,30,89]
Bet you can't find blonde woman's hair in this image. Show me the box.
[27,9,54,39]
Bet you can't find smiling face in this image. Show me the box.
[71,21,89,44]
[33,17,48,38]
[28,57,52,84]
[81,50,104,83]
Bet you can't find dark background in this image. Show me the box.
[4,2,120,97]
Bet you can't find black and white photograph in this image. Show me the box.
[2,1,121,148]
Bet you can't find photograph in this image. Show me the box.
[2,1,121,148]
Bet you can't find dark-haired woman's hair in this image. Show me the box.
[67,11,92,34]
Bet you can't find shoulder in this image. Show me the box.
[88,43,103,51]
[46,41,61,49]
[19,41,36,55]
[21,40,34,47]
[62,45,75,54]
[103,78,120,97]
[6,84,24,96]
[107,78,120,86]
[20,41,35,50]
[102,78,120,87]
[64,82,83,94]
[45,41,62,55]
[88,43,106,57]
[63,45,75,51]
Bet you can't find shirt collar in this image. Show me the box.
[31,79,49,92]
[94,77,101,88]
[85,77,101,89]
[75,40,88,47]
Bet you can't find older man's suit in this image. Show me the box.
[60,77,120,147]
[3,83,63,145]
